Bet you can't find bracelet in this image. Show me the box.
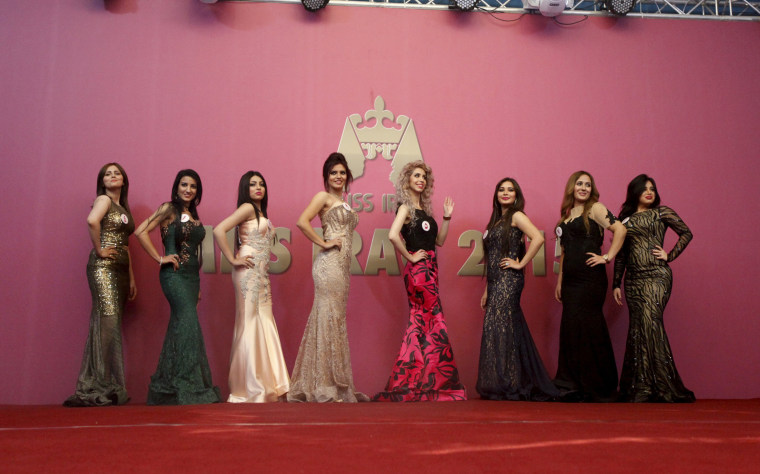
[159,256,163,265]
[443,215,452,221]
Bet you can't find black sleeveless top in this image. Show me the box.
[401,208,438,252]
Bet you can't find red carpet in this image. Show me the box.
[2,400,759,472]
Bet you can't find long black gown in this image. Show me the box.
[613,206,694,402]
[555,213,618,402]
[477,223,560,401]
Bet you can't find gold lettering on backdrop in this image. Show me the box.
[530,231,547,277]
[213,227,292,275]
[364,228,401,276]
[202,225,215,273]
[270,228,292,274]
[203,227,547,277]
[338,96,424,186]
[457,230,485,276]
[311,228,364,275]
[456,230,547,277]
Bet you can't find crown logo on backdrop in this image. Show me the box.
[338,96,423,186]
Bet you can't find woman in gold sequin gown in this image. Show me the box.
[613,174,694,402]
[135,169,221,405]
[214,171,289,402]
[65,163,137,407]
[287,153,368,402]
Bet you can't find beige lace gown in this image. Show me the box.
[287,203,368,402]
[228,217,290,402]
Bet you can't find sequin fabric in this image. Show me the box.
[476,224,560,401]
[147,218,221,405]
[228,218,290,403]
[287,204,368,402]
[64,201,134,407]
[613,206,695,402]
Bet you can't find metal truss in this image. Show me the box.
[236,0,760,20]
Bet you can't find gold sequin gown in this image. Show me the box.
[227,217,290,402]
[287,204,368,402]
[64,201,134,407]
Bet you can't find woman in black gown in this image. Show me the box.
[554,171,626,402]
[613,174,695,402]
[477,177,559,401]
[135,169,221,405]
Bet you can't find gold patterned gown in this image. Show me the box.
[287,203,368,402]
[227,217,290,402]
[65,201,134,407]
[613,206,694,402]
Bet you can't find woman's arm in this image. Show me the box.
[213,203,256,269]
[87,195,114,259]
[658,206,693,262]
[296,192,341,251]
[127,248,137,301]
[501,211,544,270]
[134,203,178,270]
[554,249,564,303]
[586,202,626,267]
[435,197,454,247]
[389,204,426,263]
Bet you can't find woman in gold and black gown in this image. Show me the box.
[65,163,136,407]
[613,174,694,402]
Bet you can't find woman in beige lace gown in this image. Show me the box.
[214,171,290,402]
[287,153,368,402]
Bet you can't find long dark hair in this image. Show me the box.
[235,171,268,249]
[322,152,353,194]
[484,178,526,267]
[170,169,202,220]
[619,174,660,221]
[557,170,599,234]
[237,171,268,222]
[96,162,130,212]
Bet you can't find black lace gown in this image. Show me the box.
[613,206,694,402]
[476,224,560,401]
[555,216,618,402]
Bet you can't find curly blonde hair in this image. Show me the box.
[395,160,434,228]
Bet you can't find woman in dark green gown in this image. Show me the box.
[65,163,136,407]
[135,169,221,405]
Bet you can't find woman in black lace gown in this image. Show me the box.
[554,171,626,402]
[477,178,559,401]
[613,174,694,402]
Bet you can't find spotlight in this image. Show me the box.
[302,0,329,11]
[450,0,478,11]
[605,0,636,15]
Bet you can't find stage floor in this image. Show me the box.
[2,399,759,472]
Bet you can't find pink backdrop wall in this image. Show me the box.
[2,1,759,404]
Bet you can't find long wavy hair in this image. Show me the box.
[96,162,130,213]
[395,160,434,228]
[557,170,599,234]
[322,152,353,194]
[484,178,526,264]
[619,174,660,221]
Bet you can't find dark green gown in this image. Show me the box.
[147,218,221,405]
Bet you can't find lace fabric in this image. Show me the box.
[288,204,368,402]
